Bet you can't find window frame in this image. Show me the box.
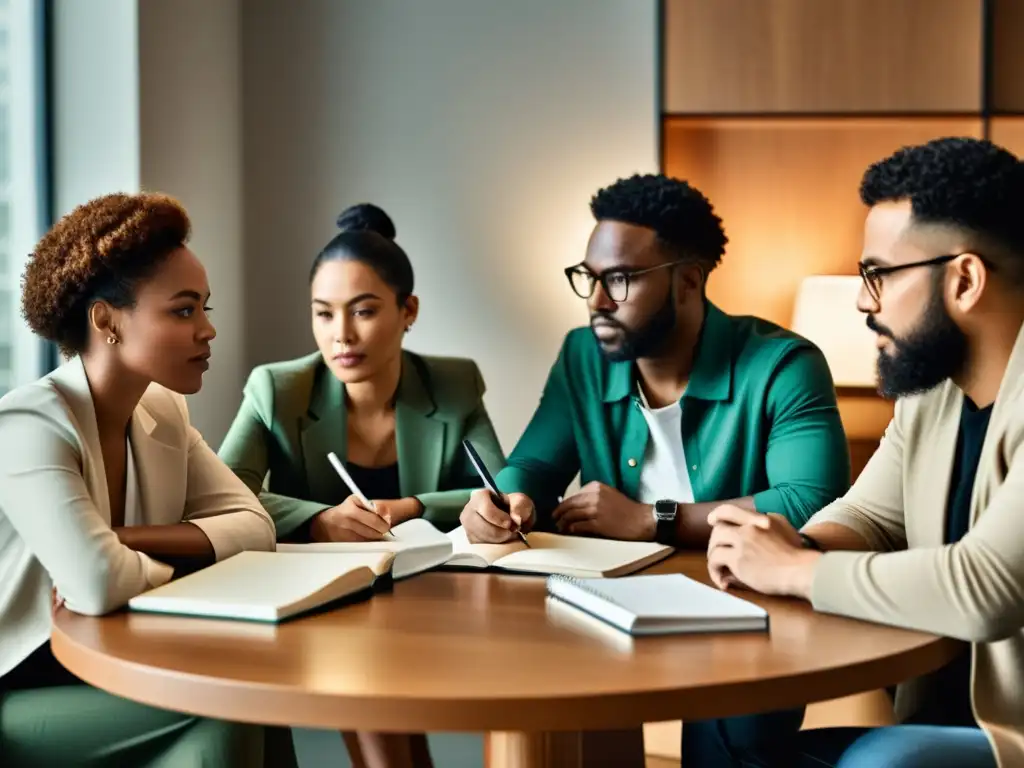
[3,0,52,388]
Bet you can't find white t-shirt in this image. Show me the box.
[635,386,695,505]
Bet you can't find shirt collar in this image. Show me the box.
[602,301,734,404]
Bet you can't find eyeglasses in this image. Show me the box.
[858,253,962,303]
[564,261,687,303]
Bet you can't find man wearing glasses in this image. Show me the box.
[704,136,1024,767]
[459,173,851,765]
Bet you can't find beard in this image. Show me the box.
[590,290,676,362]
[869,286,968,399]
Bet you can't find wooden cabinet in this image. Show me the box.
[663,116,982,327]
[992,0,1024,113]
[990,117,1024,154]
[663,0,983,114]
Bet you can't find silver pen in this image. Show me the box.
[327,452,396,540]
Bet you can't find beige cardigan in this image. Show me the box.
[806,321,1024,767]
[0,357,276,679]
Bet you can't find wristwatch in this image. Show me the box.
[652,499,678,545]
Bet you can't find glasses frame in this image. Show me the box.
[858,253,962,303]
[564,260,688,303]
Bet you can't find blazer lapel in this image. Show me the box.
[50,357,112,523]
[908,383,962,548]
[971,320,1024,524]
[299,367,350,505]
[130,398,185,524]
[395,353,444,497]
[298,353,445,501]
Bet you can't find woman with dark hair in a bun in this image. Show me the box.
[220,206,504,767]
[0,192,274,765]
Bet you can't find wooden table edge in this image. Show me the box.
[51,618,961,733]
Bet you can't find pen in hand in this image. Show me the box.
[326,452,396,541]
[462,439,530,547]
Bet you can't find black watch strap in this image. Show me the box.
[653,499,677,545]
[799,532,823,552]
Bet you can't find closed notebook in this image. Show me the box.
[128,550,394,623]
[546,573,769,635]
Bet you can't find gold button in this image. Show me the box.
[627,458,637,467]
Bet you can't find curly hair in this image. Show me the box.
[860,137,1024,283]
[336,203,396,240]
[590,173,728,271]
[22,192,191,356]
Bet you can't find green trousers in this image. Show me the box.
[0,685,264,767]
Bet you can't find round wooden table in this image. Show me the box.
[52,554,959,768]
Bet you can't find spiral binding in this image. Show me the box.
[546,574,626,610]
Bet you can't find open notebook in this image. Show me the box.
[279,519,673,579]
[444,526,672,577]
[276,519,454,579]
[127,551,393,623]
[546,573,769,636]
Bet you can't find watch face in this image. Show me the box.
[654,500,676,520]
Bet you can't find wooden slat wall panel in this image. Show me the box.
[990,118,1024,154]
[663,0,983,114]
[991,0,1024,112]
[662,117,984,326]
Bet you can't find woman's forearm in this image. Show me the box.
[113,523,216,576]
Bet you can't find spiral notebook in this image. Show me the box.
[546,573,769,636]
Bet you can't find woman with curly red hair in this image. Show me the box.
[0,192,275,765]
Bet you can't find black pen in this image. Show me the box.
[462,439,530,548]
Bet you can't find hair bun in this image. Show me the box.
[335,203,396,240]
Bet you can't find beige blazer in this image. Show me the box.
[806,321,1024,767]
[0,357,276,679]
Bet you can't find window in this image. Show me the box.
[0,0,48,392]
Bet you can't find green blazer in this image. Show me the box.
[219,350,506,538]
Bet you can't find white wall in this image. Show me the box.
[242,0,658,451]
[52,0,140,216]
[51,0,245,445]
[137,0,245,445]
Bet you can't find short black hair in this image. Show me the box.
[310,230,414,304]
[590,173,728,271]
[336,203,396,240]
[860,137,1024,284]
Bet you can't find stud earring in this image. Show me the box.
[106,335,119,345]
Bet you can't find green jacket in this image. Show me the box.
[496,302,851,527]
[219,351,505,537]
